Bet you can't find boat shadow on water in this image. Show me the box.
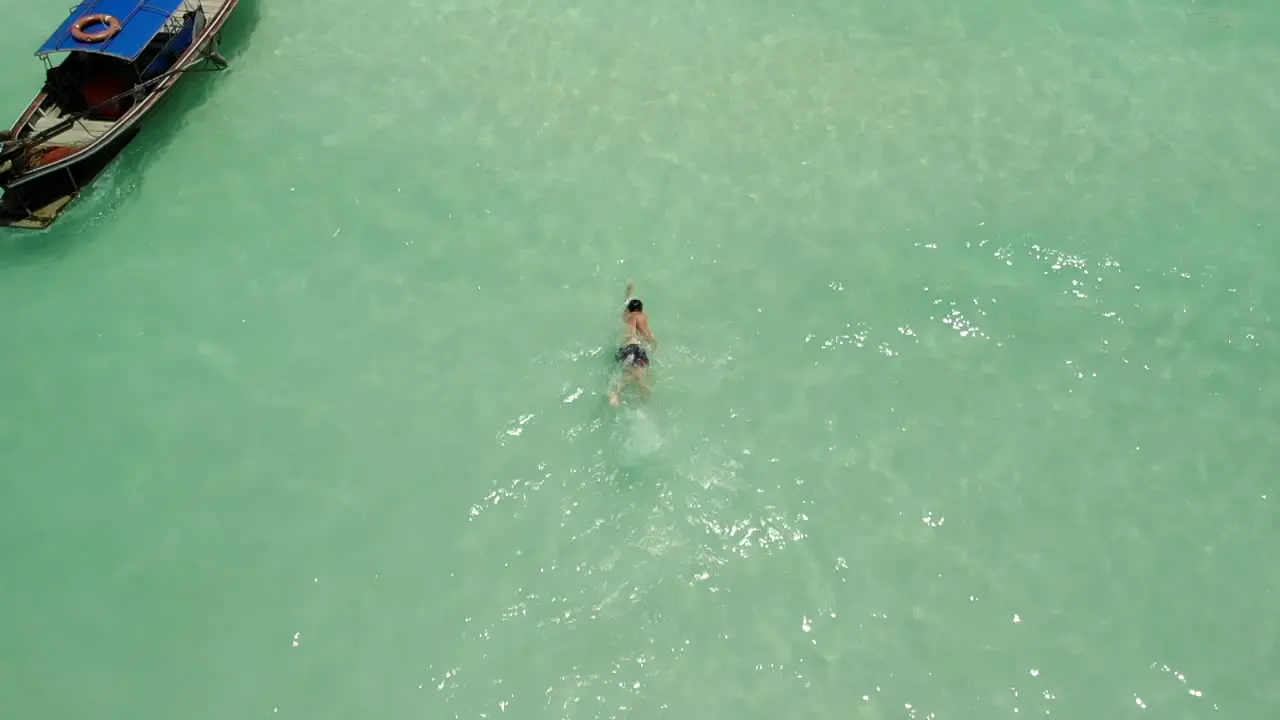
[0,0,263,263]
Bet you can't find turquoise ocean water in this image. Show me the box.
[2,0,1278,718]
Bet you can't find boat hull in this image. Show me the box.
[0,126,139,229]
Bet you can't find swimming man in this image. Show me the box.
[610,280,657,407]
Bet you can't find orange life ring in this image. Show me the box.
[71,14,121,43]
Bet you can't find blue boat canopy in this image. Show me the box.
[36,0,189,61]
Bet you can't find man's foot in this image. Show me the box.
[609,392,621,407]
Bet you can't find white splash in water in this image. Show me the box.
[619,407,663,458]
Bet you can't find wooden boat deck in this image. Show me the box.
[28,109,117,147]
[1,195,74,229]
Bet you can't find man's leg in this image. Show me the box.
[610,366,634,406]
[635,367,651,401]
